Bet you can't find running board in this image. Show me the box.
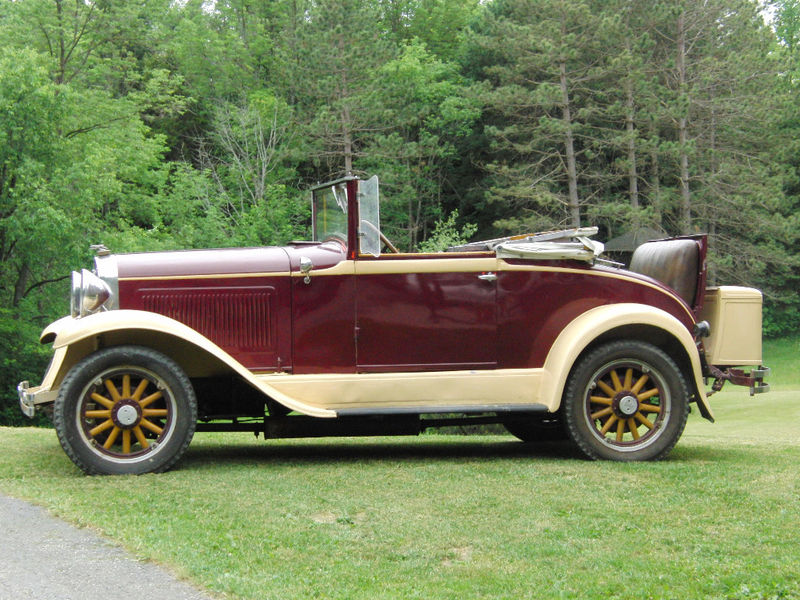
[335,404,548,417]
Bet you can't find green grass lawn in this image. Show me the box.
[0,338,797,600]
[760,336,800,390]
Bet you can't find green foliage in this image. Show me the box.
[416,210,477,252]
[0,309,52,427]
[360,39,481,248]
[2,0,799,423]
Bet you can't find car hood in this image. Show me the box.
[111,246,291,279]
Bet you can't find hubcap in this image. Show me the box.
[617,394,639,417]
[113,402,141,428]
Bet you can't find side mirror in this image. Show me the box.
[299,256,313,284]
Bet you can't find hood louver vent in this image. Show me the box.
[141,287,275,352]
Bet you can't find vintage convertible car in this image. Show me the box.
[18,175,769,474]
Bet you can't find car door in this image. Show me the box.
[286,242,356,375]
[354,257,499,372]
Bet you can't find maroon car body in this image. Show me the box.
[19,175,769,474]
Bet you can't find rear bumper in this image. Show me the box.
[708,365,770,396]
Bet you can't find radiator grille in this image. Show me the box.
[141,287,275,351]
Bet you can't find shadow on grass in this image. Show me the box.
[179,435,766,472]
[180,436,585,469]
[670,443,764,463]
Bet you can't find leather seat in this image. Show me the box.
[629,239,700,305]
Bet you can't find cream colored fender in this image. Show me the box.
[37,310,336,418]
[540,303,713,421]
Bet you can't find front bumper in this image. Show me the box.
[16,344,67,418]
[17,381,57,418]
[18,381,35,418]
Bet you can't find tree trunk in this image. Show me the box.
[707,97,718,286]
[55,0,66,85]
[625,77,639,209]
[13,262,30,308]
[559,59,581,228]
[649,123,662,227]
[342,116,353,175]
[677,11,692,234]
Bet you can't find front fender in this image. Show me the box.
[540,303,713,421]
[37,310,335,418]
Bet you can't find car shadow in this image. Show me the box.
[179,437,584,469]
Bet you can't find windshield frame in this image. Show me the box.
[310,175,383,259]
[311,181,348,243]
[310,176,359,259]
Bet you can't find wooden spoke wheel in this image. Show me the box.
[564,341,689,461]
[54,346,197,475]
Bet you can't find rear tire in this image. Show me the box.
[53,346,197,475]
[563,341,689,461]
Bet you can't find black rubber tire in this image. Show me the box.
[563,341,689,461]
[53,346,197,475]
[504,413,567,442]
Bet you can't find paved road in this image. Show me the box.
[0,494,216,600]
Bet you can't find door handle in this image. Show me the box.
[478,272,497,282]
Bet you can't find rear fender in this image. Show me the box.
[541,303,713,421]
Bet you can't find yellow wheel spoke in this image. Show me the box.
[591,407,613,420]
[631,374,649,394]
[599,414,618,436]
[122,374,131,398]
[637,387,660,402]
[139,391,163,409]
[104,379,121,403]
[610,370,623,392]
[639,402,662,414]
[132,379,149,401]
[142,409,168,418]
[623,368,633,390]
[90,393,114,409]
[89,419,115,437]
[122,430,131,454]
[140,418,163,435]
[133,426,149,449]
[85,410,111,419]
[627,418,640,440]
[616,418,625,442]
[590,396,612,406]
[597,380,616,397]
[635,412,655,430]
[103,426,121,449]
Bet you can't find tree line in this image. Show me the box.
[2,0,798,424]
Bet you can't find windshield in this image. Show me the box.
[312,182,348,242]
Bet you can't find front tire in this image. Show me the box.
[563,341,689,461]
[53,346,197,475]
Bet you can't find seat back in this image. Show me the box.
[629,239,700,306]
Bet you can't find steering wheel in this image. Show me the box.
[360,220,400,254]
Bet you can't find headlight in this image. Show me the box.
[70,269,112,318]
